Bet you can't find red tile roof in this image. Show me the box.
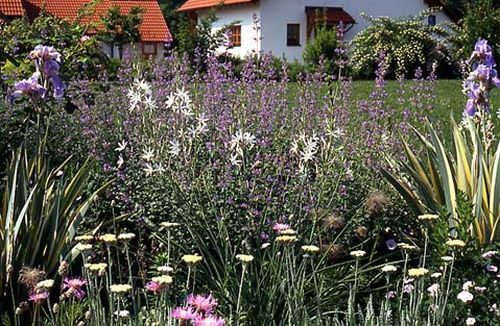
[24,0,171,42]
[178,0,254,12]
[0,0,24,16]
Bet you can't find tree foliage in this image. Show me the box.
[0,14,110,89]
[451,0,500,63]
[303,24,339,74]
[99,5,144,58]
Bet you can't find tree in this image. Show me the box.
[451,0,500,64]
[100,6,144,59]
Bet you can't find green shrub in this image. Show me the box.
[451,0,500,63]
[303,25,339,75]
[351,10,451,77]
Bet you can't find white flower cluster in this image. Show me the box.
[229,130,256,166]
[290,133,319,174]
[127,79,155,112]
[166,88,193,118]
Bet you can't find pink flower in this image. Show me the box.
[486,264,498,273]
[145,281,165,294]
[427,283,439,297]
[80,35,91,43]
[272,223,290,233]
[29,291,48,303]
[194,315,226,326]
[482,250,497,259]
[171,306,198,320]
[63,277,86,299]
[187,293,218,314]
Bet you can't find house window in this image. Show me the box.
[428,15,436,26]
[287,23,300,46]
[230,25,241,47]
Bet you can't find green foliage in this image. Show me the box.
[0,144,109,312]
[351,10,451,76]
[175,9,233,66]
[383,119,500,244]
[99,5,144,53]
[303,25,339,74]
[450,0,500,63]
[159,0,188,49]
[0,14,110,86]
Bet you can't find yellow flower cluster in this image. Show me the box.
[408,268,429,277]
[418,214,439,221]
[152,275,173,285]
[161,222,180,229]
[75,243,93,252]
[398,243,417,251]
[110,284,132,294]
[36,279,54,289]
[275,235,298,243]
[349,250,366,258]
[446,239,466,248]
[85,263,108,273]
[280,229,297,235]
[100,234,117,244]
[75,235,93,242]
[236,254,254,263]
[301,245,320,253]
[118,233,136,241]
[182,254,203,264]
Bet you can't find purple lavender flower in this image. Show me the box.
[385,239,397,251]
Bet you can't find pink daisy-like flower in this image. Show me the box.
[29,291,49,303]
[63,277,86,299]
[194,315,226,326]
[272,223,290,233]
[187,293,218,314]
[171,306,198,321]
[145,281,167,294]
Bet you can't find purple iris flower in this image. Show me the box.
[475,39,492,53]
[30,45,62,63]
[11,73,46,101]
[464,82,481,116]
[43,59,60,77]
[469,64,493,81]
[465,99,477,116]
[50,75,65,98]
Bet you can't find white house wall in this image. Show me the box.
[102,42,165,59]
[200,0,451,61]
[197,3,260,58]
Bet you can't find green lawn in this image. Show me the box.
[350,79,500,124]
